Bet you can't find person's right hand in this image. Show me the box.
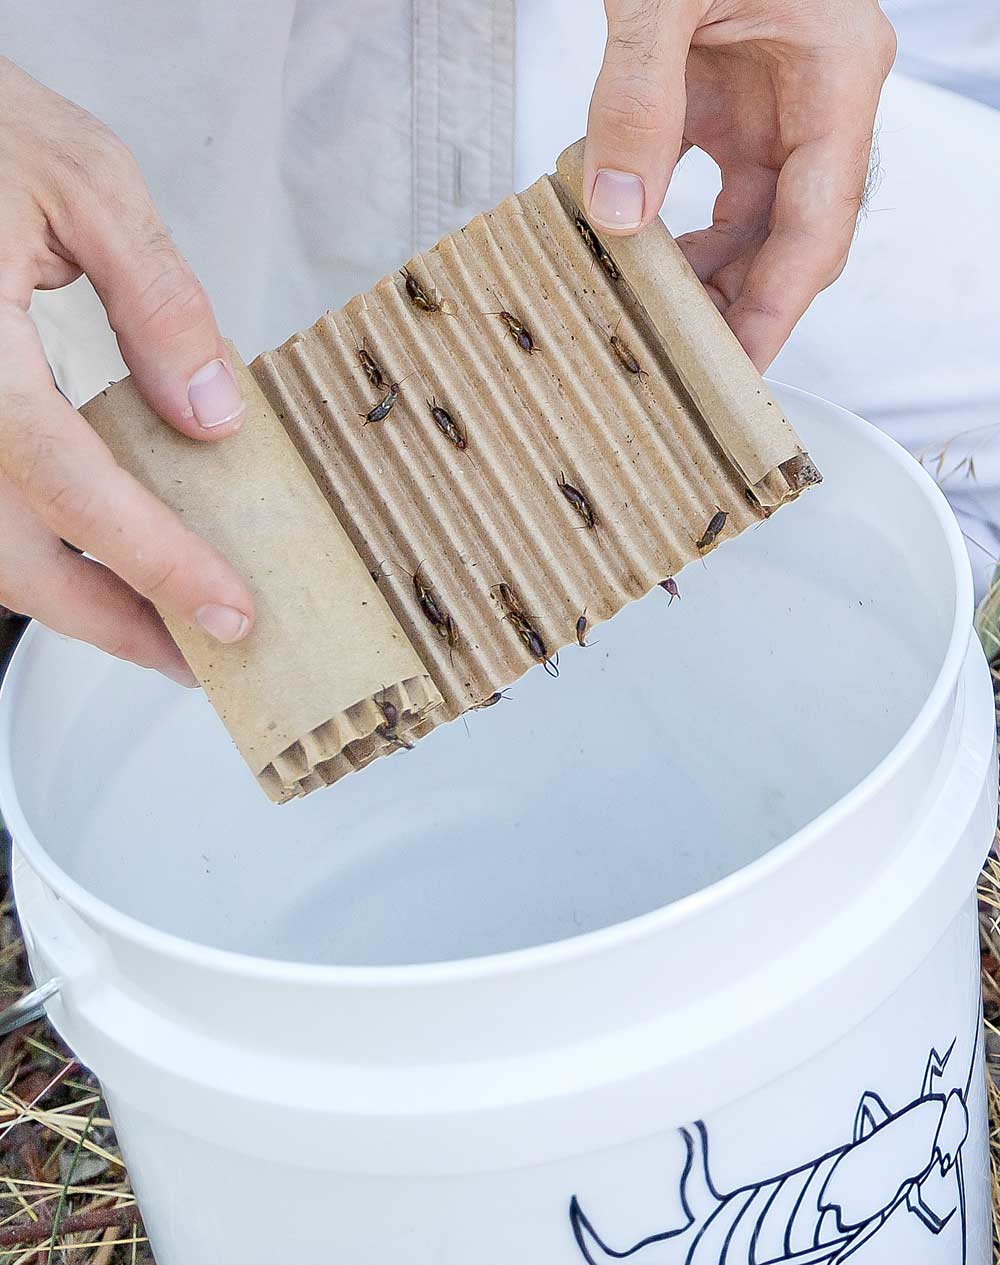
[0,58,254,685]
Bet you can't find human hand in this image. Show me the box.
[0,58,254,685]
[584,0,897,369]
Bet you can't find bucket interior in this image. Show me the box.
[2,388,961,965]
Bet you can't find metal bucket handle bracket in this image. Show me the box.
[0,978,60,1038]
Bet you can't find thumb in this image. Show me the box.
[57,139,245,440]
[584,0,696,235]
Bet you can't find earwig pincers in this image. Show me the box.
[658,577,680,605]
[557,472,597,530]
[426,397,467,450]
[473,689,512,710]
[507,610,559,678]
[697,509,728,552]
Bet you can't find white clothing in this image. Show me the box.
[6,0,999,590]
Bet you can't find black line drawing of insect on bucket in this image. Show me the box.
[569,1026,980,1265]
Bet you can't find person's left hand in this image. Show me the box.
[583,0,897,370]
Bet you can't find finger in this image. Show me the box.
[46,129,245,439]
[724,134,872,370]
[0,474,195,683]
[584,0,697,235]
[675,162,776,283]
[0,301,255,642]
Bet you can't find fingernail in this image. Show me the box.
[590,169,645,231]
[195,603,250,643]
[162,662,199,688]
[187,359,246,429]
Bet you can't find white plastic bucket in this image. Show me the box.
[1,383,996,1265]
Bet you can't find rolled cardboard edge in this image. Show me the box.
[81,348,442,803]
[552,139,816,508]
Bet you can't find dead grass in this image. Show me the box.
[0,875,151,1263]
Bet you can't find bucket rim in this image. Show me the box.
[0,381,977,987]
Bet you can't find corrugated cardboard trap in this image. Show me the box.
[83,139,821,802]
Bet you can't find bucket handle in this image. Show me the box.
[0,979,60,1038]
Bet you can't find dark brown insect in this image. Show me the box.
[697,509,728,552]
[357,340,386,390]
[609,320,648,380]
[410,564,459,656]
[576,611,590,647]
[361,381,401,425]
[378,696,400,730]
[557,473,597,530]
[575,214,621,280]
[658,577,680,605]
[427,397,467,450]
[484,293,536,353]
[411,563,447,630]
[744,487,774,519]
[439,613,459,649]
[473,689,512,710]
[400,266,450,314]
[376,723,415,752]
[507,611,559,678]
[491,581,521,616]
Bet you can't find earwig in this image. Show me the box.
[609,320,648,380]
[557,472,597,530]
[576,611,591,647]
[658,577,680,605]
[357,340,386,391]
[440,613,459,649]
[744,487,774,519]
[376,723,415,752]
[697,509,728,552]
[360,370,417,425]
[410,564,459,659]
[473,689,512,710]
[574,214,621,280]
[400,266,452,315]
[412,562,447,630]
[490,581,532,621]
[361,382,400,425]
[508,611,559,678]
[427,397,467,450]
[483,292,536,353]
[378,697,400,730]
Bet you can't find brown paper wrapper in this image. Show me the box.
[82,138,819,801]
